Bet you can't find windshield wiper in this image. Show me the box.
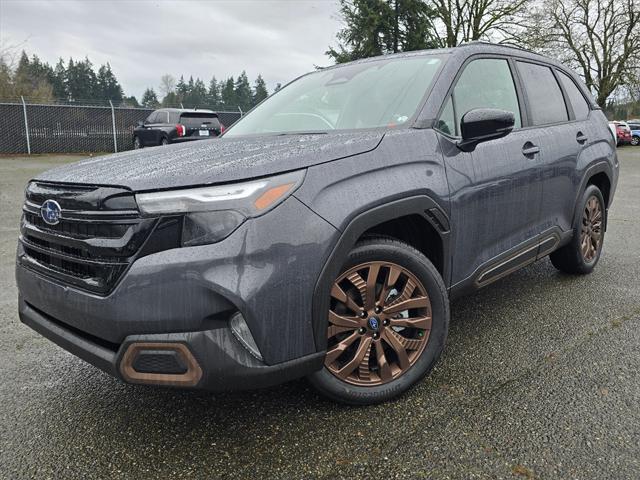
[275,131,329,136]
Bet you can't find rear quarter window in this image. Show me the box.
[557,71,590,120]
[517,61,568,125]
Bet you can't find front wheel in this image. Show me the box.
[550,185,605,274]
[133,136,142,149]
[308,237,449,405]
[631,135,639,146]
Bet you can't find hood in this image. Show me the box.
[35,131,385,191]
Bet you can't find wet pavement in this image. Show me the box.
[1,149,639,479]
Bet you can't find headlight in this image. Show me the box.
[136,170,305,246]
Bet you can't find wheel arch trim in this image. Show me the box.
[311,195,451,352]
[574,161,615,219]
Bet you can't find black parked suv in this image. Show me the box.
[17,43,618,404]
[133,108,223,148]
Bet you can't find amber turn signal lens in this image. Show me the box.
[254,183,295,210]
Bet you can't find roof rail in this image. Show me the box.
[459,40,537,55]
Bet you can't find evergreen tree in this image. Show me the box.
[185,77,207,107]
[96,63,123,102]
[220,77,236,109]
[234,71,252,111]
[13,51,54,102]
[176,75,188,104]
[141,87,160,108]
[327,0,438,63]
[252,74,269,106]
[207,76,221,107]
[122,95,140,108]
[162,91,180,107]
[66,57,98,102]
[52,58,67,99]
[0,56,12,99]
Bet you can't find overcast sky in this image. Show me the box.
[0,0,343,99]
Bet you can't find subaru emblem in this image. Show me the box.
[368,317,379,331]
[40,199,62,225]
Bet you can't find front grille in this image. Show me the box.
[18,181,157,295]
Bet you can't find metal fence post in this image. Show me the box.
[21,96,31,155]
[109,100,118,153]
[238,106,243,117]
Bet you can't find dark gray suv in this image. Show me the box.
[16,43,618,404]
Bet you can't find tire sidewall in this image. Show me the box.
[309,239,449,405]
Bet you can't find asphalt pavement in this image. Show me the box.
[1,149,639,479]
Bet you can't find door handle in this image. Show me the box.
[522,142,540,157]
[576,132,588,144]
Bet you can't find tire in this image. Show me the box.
[308,237,449,405]
[161,137,169,146]
[632,135,640,146]
[133,136,142,149]
[550,184,605,274]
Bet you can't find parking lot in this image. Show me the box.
[1,149,639,479]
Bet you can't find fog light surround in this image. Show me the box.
[229,313,264,361]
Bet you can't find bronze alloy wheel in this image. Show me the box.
[581,195,603,262]
[326,261,432,386]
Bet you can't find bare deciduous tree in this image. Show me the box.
[159,74,176,99]
[523,0,640,108]
[429,0,529,47]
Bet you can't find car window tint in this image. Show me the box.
[557,71,590,120]
[437,95,455,136]
[517,62,568,125]
[453,58,521,129]
[180,113,221,129]
[146,112,157,123]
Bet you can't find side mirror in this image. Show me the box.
[457,108,515,151]
[137,120,145,127]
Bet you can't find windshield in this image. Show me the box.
[225,55,444,136]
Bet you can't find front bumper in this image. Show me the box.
[17,196,336,390]
[19,298,324,390]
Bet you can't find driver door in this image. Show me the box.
[436,57,545,287]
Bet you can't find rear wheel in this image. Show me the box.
[550,185,605,274]
[308,237,449,405]
[160,137,169,146]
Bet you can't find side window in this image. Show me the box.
[437,96,455,136]
[453,58,522,129]
[437,58,521,135]
[557,71,590,120]
[517,62,568,125]
[147,112,161,124]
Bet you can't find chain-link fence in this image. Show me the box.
[0,99,242,155]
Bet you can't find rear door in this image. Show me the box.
[138,111,157,146]
[140,111,166,146]
[436,57,545,286]
[515,61,581,233]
